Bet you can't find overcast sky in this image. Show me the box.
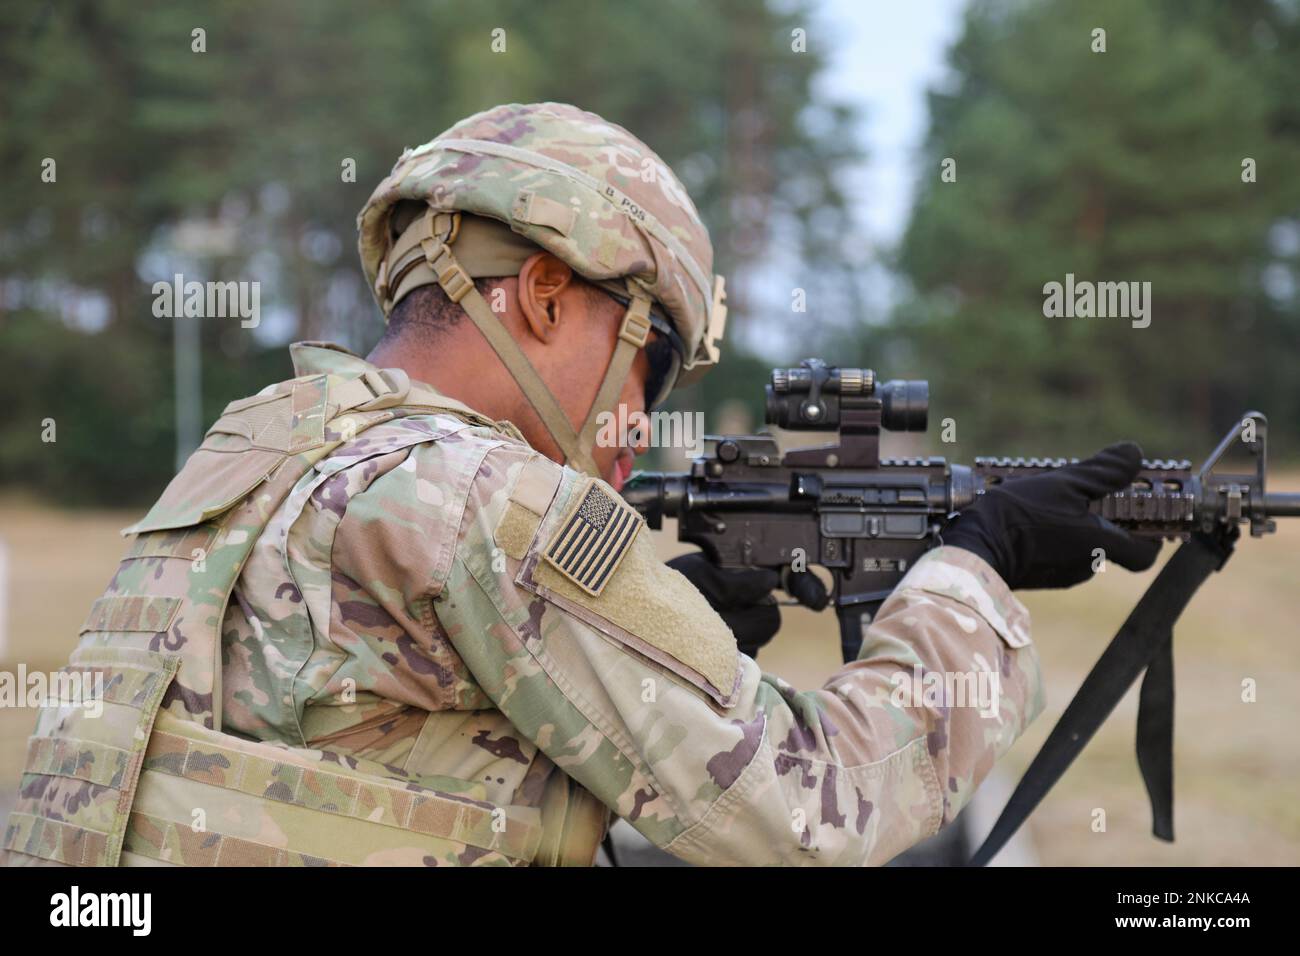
[735,0,968,356]
[816,0,968,246]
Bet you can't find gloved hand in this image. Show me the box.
[943,441,1162,590]
[667,553,830,659]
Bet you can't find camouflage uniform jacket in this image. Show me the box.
[212,341,1043,865]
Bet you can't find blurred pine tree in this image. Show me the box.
[0,0,857,504]
[890,0,1300,461]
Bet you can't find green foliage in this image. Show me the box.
[8,0,1295,505]
[0,0,856,505]
[889,0,1300,462]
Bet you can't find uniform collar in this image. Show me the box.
[290,341,372,378]
[288,341,529,446]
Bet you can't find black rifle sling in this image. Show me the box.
[968,529,1236,866]
[1136,634,1176,841]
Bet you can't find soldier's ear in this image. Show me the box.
[518,252,574,344]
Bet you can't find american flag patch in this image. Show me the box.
[542,482,641,596]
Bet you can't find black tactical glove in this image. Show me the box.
[943,441,1162,590]
[668,553,826,659]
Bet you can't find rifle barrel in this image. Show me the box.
[1265,492,1300,517]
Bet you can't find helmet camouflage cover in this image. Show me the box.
[357,102,726,388]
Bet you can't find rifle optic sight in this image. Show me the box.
[765,360,928,433]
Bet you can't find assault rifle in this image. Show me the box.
[622,358,1300,864]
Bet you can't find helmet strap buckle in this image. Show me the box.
[618,299,652,348]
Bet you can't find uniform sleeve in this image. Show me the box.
[440,442,1045,866]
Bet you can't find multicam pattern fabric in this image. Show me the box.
[220,345,1045,865]
[120,714,540,867]
[4,341,1044,867]
[2,648,178,866]
[357,102,719,382]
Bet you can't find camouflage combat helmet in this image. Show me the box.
[357,102,727,476]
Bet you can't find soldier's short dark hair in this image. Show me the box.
[379,278,501,347]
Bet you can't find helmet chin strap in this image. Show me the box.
[385,211,651,479]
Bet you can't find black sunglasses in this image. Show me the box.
[599,289,684,410]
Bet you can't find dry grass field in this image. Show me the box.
[1,487,1297,865]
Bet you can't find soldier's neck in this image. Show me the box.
[367,326,543,438]
[368,317,585,467]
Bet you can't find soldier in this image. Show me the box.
[2,102,1157,867]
